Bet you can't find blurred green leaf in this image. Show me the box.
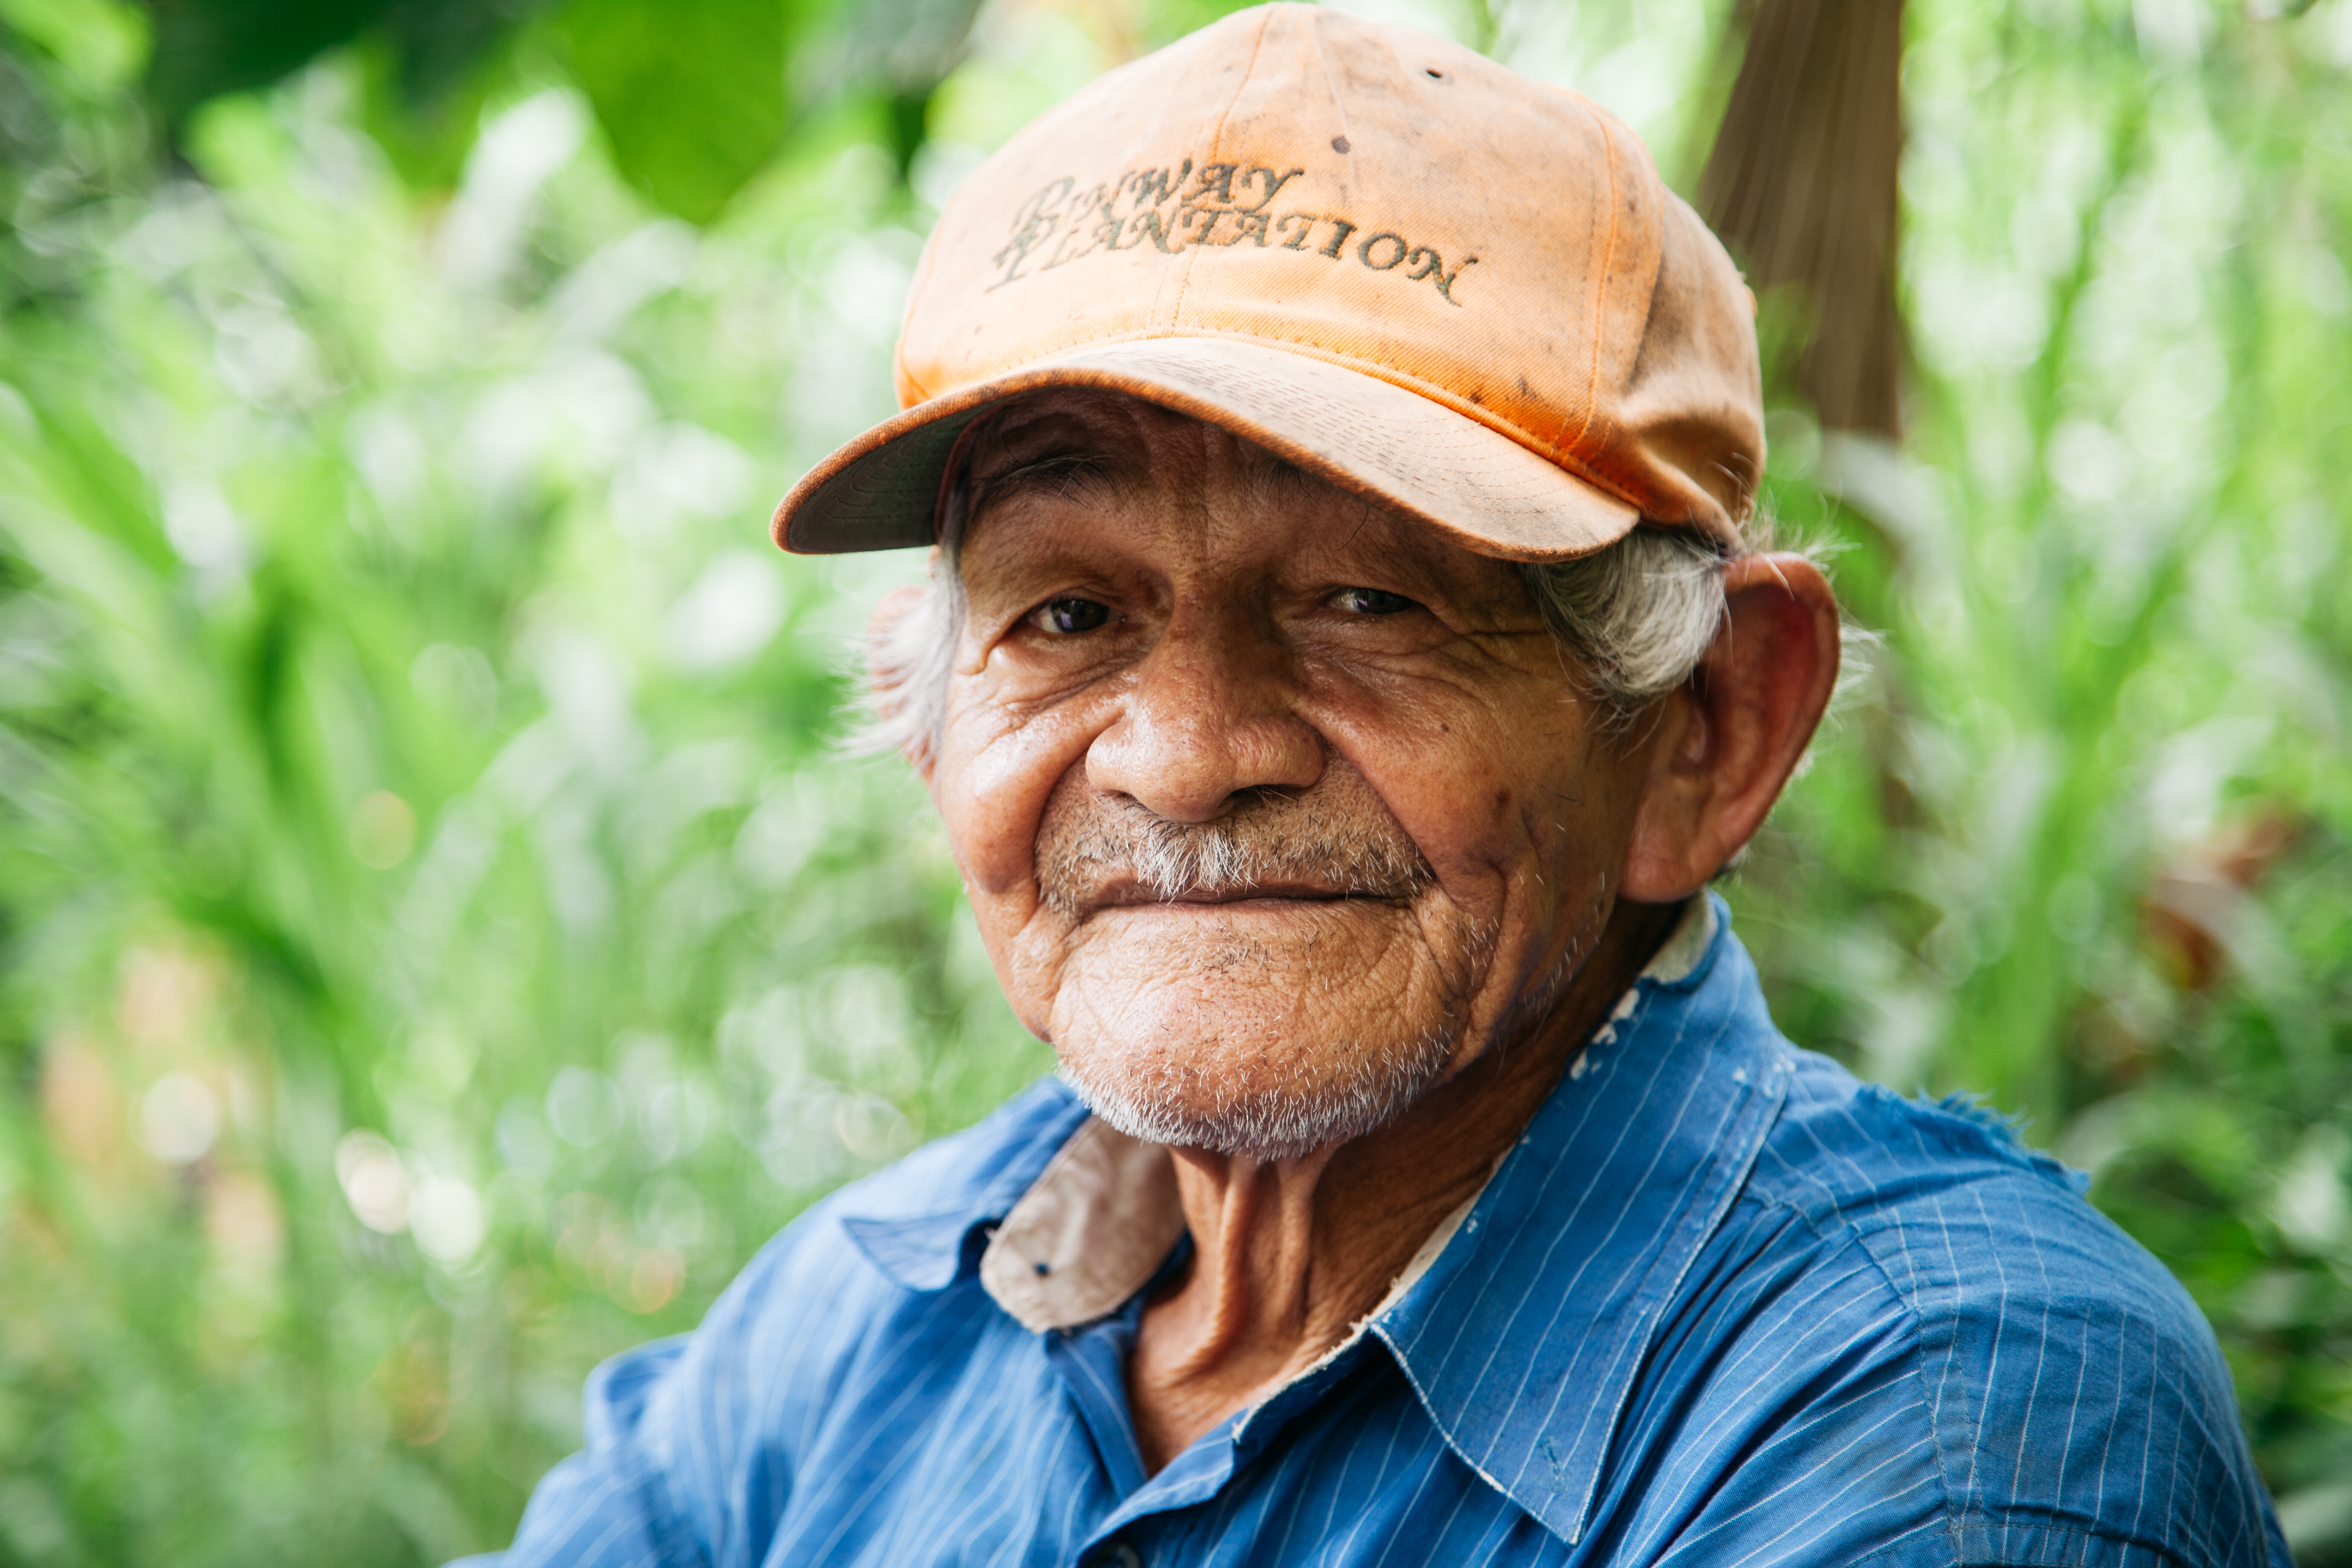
[144,0,397,116]
[0,0,2349,1561]
[0,0,148,93]
[551,0,794,223]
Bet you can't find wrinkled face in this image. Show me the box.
[928,391,1655,1159]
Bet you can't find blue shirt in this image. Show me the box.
[471,897,2286,1568]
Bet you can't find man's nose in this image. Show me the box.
[1084,605,1323,822]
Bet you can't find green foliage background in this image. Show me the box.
[0,0,2346,1559]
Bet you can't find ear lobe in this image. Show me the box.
[1619,552,1841,902]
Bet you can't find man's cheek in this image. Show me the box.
[938,697,1103,899]
[1342,709,1546,852]
[969,911,1067,1042]
[961,873,1097,1048]
[937,756,1033,900]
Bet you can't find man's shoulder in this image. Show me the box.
[490,1083,1089,1568]
[607,1080,1084,1461]
[1746,1045,2192,1330]
[1715,1044,2285,1567]
[1751,1046,2093,1229]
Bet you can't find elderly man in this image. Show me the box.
[480,7,2285,1566]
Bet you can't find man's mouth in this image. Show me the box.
[1085,879,1409,911]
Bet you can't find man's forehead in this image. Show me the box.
[965,389,1329,504]
[953,392,1538,600]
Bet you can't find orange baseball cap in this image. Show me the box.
[771,2,1762,564]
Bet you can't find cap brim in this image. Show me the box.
[771,337,1640,564]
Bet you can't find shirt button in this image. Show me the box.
[1099,1541,1143,1568]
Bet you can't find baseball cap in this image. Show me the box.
[770,2,1763,564]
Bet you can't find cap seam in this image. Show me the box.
[1308,9,1358,183]
[1572,100,1623,465]
[1170,6,1275,329]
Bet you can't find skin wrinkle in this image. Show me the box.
[936,395,1618,1142]
[860,389,1744,773]
[872,388,1841,1476]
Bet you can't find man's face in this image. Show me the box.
[926,391,1657,1159]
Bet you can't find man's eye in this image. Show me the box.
[1333,587,1418,615]
[1035,596,1112,634]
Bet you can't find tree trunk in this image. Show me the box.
[1697,0,1906,438]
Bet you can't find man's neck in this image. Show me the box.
[1125,896,1684,1473]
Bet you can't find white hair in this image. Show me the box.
[856,518,1742,770]
[1518,527,1741,718]
[1060,1016,1459,1162]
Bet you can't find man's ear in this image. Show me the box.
[867,580,938,784]
[1619,552,1842,902]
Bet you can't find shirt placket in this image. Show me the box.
[1048,1313,1386,1568]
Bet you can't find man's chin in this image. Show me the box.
[1050,1020,1455,1162]
[1032,898,1491,1157]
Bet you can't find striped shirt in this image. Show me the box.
[469,895,2287,1568]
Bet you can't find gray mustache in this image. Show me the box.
[1035,783,1435,917]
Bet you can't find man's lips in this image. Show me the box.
[1079,880,1412,911]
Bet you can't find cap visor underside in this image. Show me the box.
[771,337,1640,564]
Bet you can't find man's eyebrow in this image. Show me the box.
[968,446,1130,513]
[961,431,1345,527]
[1240,450,1323,502]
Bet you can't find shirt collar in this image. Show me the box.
[979,1116,1187,1330]
[1373,893,1792,1545]
[837,1082,1091,1291]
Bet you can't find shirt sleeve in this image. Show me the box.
[453,1213,828,1568]
[1585,1173,2291,1568]
[455,1338,700,1568]
[451,1086,1084,1568]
